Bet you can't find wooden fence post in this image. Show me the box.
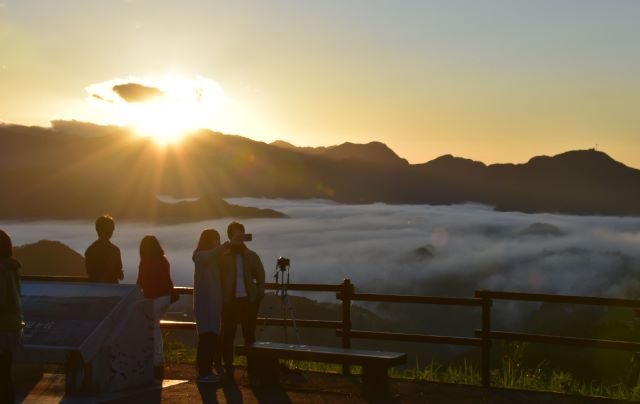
[341,278,353,375]
[480,294,492,388]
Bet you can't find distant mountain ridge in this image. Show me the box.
[271,140,409,166]
[1,121,640,218]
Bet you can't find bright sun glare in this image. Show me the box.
[86,76,227,145]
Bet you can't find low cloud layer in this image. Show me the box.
[3,199,640,333]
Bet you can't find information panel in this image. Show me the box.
[20,282,139,352]
[22,296,121,347]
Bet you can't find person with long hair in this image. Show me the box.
[0,230,23,403]
[136,235,174,380]
[192,229,227,383]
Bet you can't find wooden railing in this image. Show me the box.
[473,290,640,386]
[164,282,346,331]
[161,280,488,380]
[22,275,640,388]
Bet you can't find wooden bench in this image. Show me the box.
[236,342,407,396]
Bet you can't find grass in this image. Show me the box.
[162,333,640,401]
[162,333,196,364]
[389,360,481,386]
[387,342,640,401]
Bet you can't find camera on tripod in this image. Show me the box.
[272,256,300,343]
[274,257,291,291]
[276,256,290,271]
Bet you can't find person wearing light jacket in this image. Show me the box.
[192,229,227,383]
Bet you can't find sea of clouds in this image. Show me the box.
[2,198,640,299]
[2,198,640,334]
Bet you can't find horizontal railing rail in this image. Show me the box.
[347,292,483,306]
[476,290,640,308]
[162,318,342,330]
[473,330,640,351]
[21,275,89,282]
[266,282,343,292]
[334,291,483,352]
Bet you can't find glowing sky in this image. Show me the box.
[1,1,639,166]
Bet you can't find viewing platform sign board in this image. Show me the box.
[18,281,154,393]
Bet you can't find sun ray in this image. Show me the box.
[86,76,227,146]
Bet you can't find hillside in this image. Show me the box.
[14,240,86,277]
[271,140,409,166]
[0,122,285,222]
[2,121,640,217]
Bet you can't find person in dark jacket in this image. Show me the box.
[137,235,174,379]
[219,222,265,382]
[0,230,24,403]
[85,215,124,283]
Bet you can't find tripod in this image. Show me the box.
[274,258,301,344]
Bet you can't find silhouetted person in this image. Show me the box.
[0,230,23,403]
[137,235,175,380]
[85,215,124,283]
[193,229,227,383]
[220,222,265,383]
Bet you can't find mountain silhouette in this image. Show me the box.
[14,240,85,277]
[2,121,639,218]
[271,140,409,166]
[0,122,285,221]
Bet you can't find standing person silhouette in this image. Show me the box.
[137,235,174,380]
[193,229,228,383]
[85,215,124,283]
[0,230,23,403]
[220,222,265,384]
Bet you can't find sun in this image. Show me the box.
[86,76,227,145]
[127,99,201,145]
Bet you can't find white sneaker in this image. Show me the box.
[197,373,220,383]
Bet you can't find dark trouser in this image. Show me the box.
[0,351,14,404]
[197,332,222,376]
[221,297,258,373]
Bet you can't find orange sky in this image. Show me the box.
[1,1,639,166]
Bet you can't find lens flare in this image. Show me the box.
[86,76,227,145]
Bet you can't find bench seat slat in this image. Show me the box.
[236,342,406,366]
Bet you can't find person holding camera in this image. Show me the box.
[219,222,265,383]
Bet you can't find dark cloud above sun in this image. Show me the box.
[112,83,165,103]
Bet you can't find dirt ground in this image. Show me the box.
[16,363,635,403]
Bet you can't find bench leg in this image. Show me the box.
[254,355,280,387]
[362,365,388,398]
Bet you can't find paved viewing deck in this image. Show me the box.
[16,364,632,404]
